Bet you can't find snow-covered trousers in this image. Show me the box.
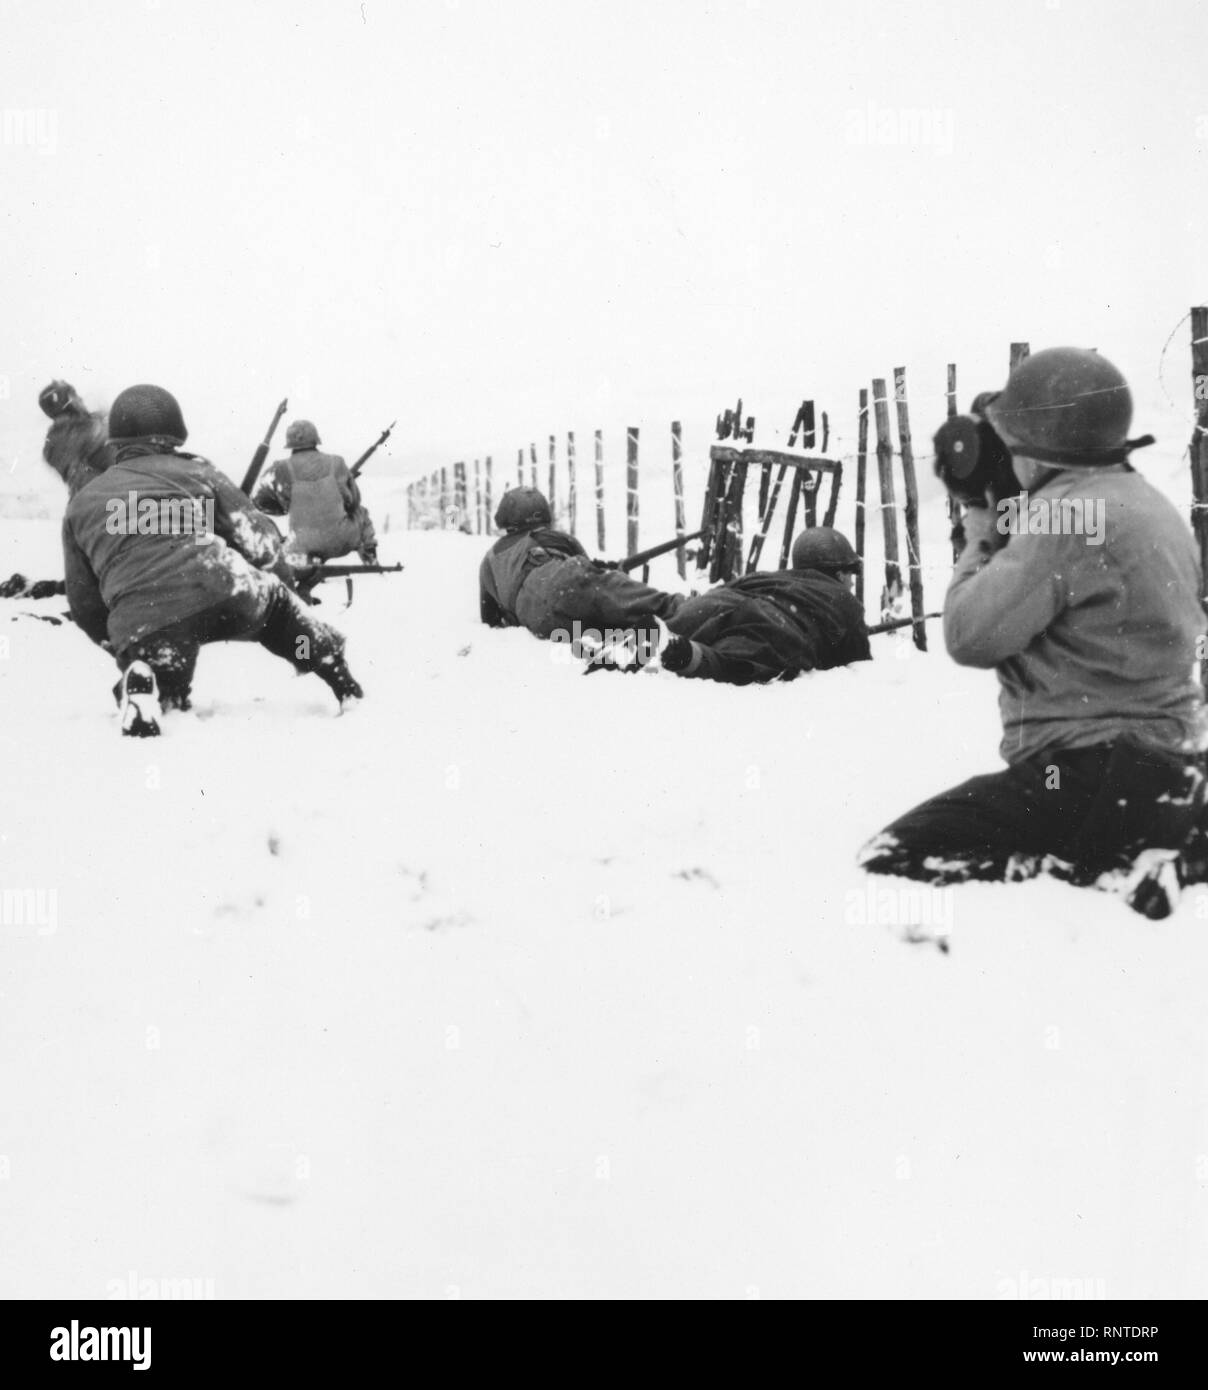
[858,742,1203,885]
[514,556,682,640]
[114,576,354,710]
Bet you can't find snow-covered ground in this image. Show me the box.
[3,491,1208,1300]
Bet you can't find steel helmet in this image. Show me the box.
[983,347,1134,463]
[494,486,551,532]
[790,526,861,574]
[108,384,188,444]
[286,419,320,450]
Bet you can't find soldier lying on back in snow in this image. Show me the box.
[62,384,364,737]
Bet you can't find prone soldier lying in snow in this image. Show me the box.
[479,486,684,638]
[570,526,870,684]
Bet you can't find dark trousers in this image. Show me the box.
[116,581,352,710]
[514,557,682,640]
[860,743,1203,885]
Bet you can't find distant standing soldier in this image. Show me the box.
[63,384,364,736]
[39,379,114,496]
[253,419,378,563]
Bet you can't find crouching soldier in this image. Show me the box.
[39,379,114,496]
[253,419,378,563]
[653,527,870,684]
[858,347,1207,918]
[480,486,683,640]
[62,384,364,737]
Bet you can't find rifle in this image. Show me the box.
[615,529,706,574]
[294,561,405,608]
[350,420,397,479]
[240,397,289,496]
[867,611,941,636]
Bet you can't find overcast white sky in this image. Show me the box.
[1,0,1205,482]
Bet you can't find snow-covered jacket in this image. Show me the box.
[944,466,1206,763]
[254,449,369,561]
[63,447,293,653]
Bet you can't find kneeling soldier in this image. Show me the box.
[63,384,364,736]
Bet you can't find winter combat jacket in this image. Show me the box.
[254,449,374,561]
[943,465,1207,764]
[665,569,871,684]
[63,447,294,654]
[479,528,682,639]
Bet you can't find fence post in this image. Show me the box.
[548,434,557,522]
[484,455,494,533]
[871,378,902,619]
[626,427,640,555]
[440,466,450,528]
[850,391,861,608]
[567,431,577,536]
[594,429,606,550]
[1190,308,1208,687]
[517,448,524,487]
[1010,341,1031,372]
[893,366,927,651]
[529,442,538,490]
[671,420,687,578]
[945,363,961,562]
[779,401,812,568]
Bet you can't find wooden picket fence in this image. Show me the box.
[402,315,1208,656]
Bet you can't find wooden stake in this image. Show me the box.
[946,363,961,563]
[671,420,687,579]
[594,430,606,550]
[440,466,450,528]
[517,448,524,487]
[893,366,927,650]
[626,426,639,555]
[484,455,494,533]
[567,431,577,536]
[871,378,902,619]
[1189,308,1208,685]
[548,434,557,522]
[778,400,813,568]
[474,457,482,533]
[529,442,538,490]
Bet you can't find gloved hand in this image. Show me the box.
[359,546,378,565]
[659,633,694,673]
